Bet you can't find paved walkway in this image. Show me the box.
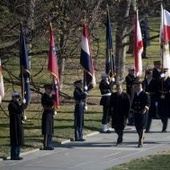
[1,119,170,170]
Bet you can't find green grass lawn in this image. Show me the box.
[109,151,170,170]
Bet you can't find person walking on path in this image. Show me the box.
[8,91,26,160]
[110,83,131,146]
[99,72,114,133]
[131,81,150,147]
[41,83,56,150]
[73,80,87,141]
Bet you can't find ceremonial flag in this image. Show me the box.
[0,58,4,103]
[80,22,95,90]
[106,8,115,77]
[160,6,170,75]
[48,23,60,109]
[134,10,143,77]
[20,25,31,106]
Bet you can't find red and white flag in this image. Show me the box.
[0,58,5,103]
[48,23,60,109]
[134,10,143,77]
[160,6,170,75]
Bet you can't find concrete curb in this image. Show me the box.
[0,130,100,161]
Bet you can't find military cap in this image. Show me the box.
[44,83,53,89]
[11,91,20,97]
[154,61,161,65]
[163,68,169,73]
[101,72,108,77]
[74,80,82,85]
[128,66,135,71]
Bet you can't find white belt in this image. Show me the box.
[102,93,111,97]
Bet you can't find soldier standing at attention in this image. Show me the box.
[131,81,150,147]
[73,80,87,141]
[41,83,55,150]
[110,83,130,146]
[8,92,26,160]
[125,66,139,125]
[142,70,159,132]
[158,68,170,132]
[99,72,114,133]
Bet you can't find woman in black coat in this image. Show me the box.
[110,83,130,146]
[8,92,25,160]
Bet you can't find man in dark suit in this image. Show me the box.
[131,81,150,147]
[110,83,130,146]
[73,80,87,141]
[8,92,26,160]
[140,17,150,59]
[41,84,55,150]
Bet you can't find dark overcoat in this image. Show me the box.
[142,78,159,118]
[110,92,130,130]
[41,93,55,135]
[131,91,150,130]
[73,87,87,128]
[8,101,24,146]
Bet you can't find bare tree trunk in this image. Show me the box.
[115,0,137,82]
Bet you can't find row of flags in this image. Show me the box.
[0,6,170,109]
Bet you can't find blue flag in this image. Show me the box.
[20,25,31,106]
[106,10,115,77]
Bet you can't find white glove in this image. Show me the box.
[160,73,165,78]
[53,111,57,117]
[22,98,26,104]
[112,77,115,82]
[84,104,88,111]
[84,85,88,91]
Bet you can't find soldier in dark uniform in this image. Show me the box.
[8,92,26,160]
[99,72,114,133]
[140,17,150,59]
[142,70,159,132]
[152,61,162,81]
[73,80,87,141]
[41,84,55,150]
[131,81,150,147]
[110,83,130,146]
[125,66,139,125]
[158,68,170,132]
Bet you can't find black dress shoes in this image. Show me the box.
[11,157,23,160]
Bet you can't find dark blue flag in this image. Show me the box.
[20,25,31,106]
[106,9,115,77]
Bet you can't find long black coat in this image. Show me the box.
[142,78,159,118]
[131,91,150,131]
[8,100,24,146]
[41,93,55,135]
[110,92,130,130]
